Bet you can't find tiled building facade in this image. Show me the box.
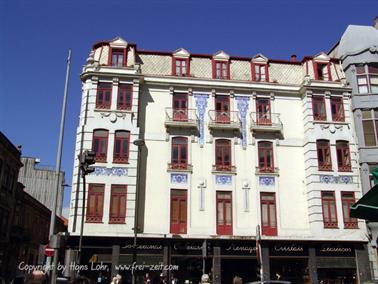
[68,37,372,283]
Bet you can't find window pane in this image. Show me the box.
[217,202,223,225]
[323,202,329,222]
[225,202,231,225]
[172,200,178,223]
[97,196,103,215]
[111,196,117,216]
[180,200,186,223]
[359,86,369,94]
[269,204,276,227]
[362,110,372,119]
[119,196,126,216]
[262,204,268,226]
[363,120,377,146]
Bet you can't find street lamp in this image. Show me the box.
[132,139,145,284]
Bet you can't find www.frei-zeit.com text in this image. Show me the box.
[18,262,179,274]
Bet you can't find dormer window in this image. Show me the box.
[251,54,269,82]
[110,48,127,67]
[172,48,190,77]
[212,51,230,80]
[315,62,331,81]
[173,58,189,76]
[214,61,229,79]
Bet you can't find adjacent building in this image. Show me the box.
[329,18,378,280]
[0,132,67,282]
[18,156,65,216]
[68,37,372,283]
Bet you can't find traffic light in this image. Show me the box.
[79,150,96,176]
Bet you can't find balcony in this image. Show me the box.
[167,162,193,172]
[165,108,199,130]
[250,112,283,135]
[208,111,241,131]
[212,164,237,174]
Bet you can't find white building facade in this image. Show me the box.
[68,37,372,283]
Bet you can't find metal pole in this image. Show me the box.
[47,49,71,284]
[132,140,144,284]
[78,173,86,267]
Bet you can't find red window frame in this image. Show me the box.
[171,137,188,170]
[336,141,352,172]
[117,84,133,110]
[212,60,230,80]
[109,48,127,67]
[256,98,271,125]
[92,129,109,162]
[260,192,277,236]
[96,83,112,109]
[170,189,187,234]
[330,97,345,122]
[251,63,269,82]
[215,95,230,123]
[113,130,130,163]
[215,139,232,171]
[109,185,127,224]
[172,93,188,121]
[172,57,190,77]
[314,62,332,81]
[216,191,233,235]
[316,140,332,171]
[258,141,274,173]
[86,184,104,223]
[312,96,327,121]
[321,191,338,228]
[341,192,358,229]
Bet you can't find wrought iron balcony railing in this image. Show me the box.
[165,108,199,129]
[208,110,241,130]
[250,112,283,134]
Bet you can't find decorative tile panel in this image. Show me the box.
[235,96,250,149]
[259,176,275,186]
[92,167,128,176]
[171,173,188,184]
[194,93,209,146]
[216,175,232,185]
[319,175,353,184]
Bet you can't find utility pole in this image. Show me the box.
[132,139,145,284]
[47,49,71,284]
[77,150,96,267]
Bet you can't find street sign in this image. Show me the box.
[45,246,54,257]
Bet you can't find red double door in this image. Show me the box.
[173,94,188,121]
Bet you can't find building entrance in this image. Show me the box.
[221,258,258,284]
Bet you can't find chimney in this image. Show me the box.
[290,54,297,62]
[374,16,378,30]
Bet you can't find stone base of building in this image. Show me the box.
[66,236,371,284]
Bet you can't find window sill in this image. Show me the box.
[109,221,126,224]
[318,168,333,172]
[313,120,349,125]
[85,220,103,224]
[167,164,193,173]
[113,160,129,164]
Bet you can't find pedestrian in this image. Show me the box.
[158,273,167,284]
[144,273,151,284]
[232,276,242,284]
[170,274,178,284]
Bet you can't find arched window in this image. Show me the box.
[215,139,231,171]
[336,141,351,172]
[171,137,188,169]
[317,140,332,171]
[258,141,274,173]
[113,131,130,163]
[92,129,108,162]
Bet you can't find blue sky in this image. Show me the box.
[1,0,377,216]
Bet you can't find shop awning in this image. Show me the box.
[350,168,378,221]
[350,184,378,221]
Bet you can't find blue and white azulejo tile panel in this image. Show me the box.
[259,176,275,186]
[171,173,188,184]
[215,175,232,185]
[92,167,128,176]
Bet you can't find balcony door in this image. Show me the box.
[216,191,232,235]
[215,95,230,123]
[173,93,188,121]
[170,189,187,234]
[256,98,271,125]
